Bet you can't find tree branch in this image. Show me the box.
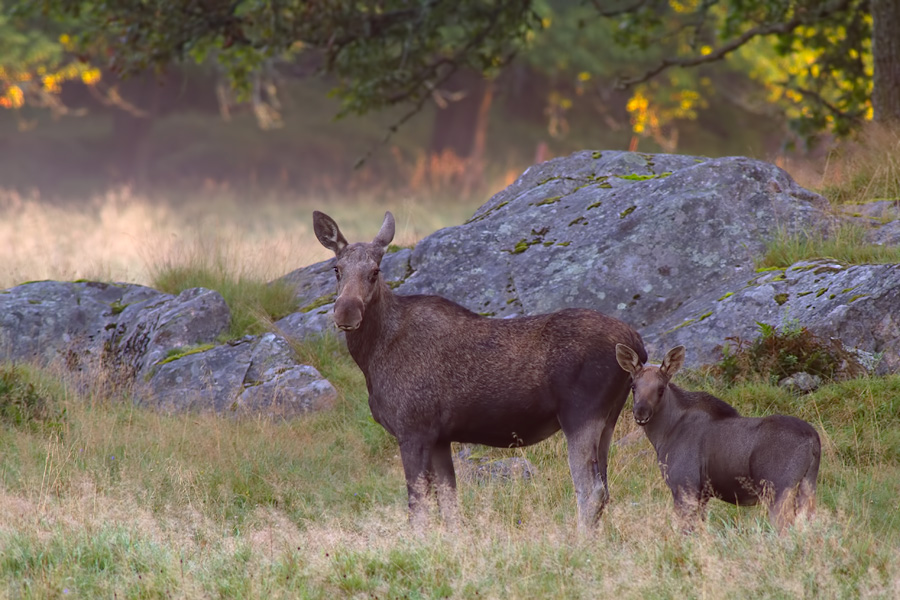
[613,0,854,89]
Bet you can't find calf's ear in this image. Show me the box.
[313,211,349,255]
[615,343,642,374]
[661,346,686,378]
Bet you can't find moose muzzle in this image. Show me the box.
[333,295,364,331]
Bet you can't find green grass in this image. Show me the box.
[0,339,898,597]
[148,238,299,339]
[757,221,900,269]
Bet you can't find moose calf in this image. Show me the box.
[313,210,647,532]
[616,344,820,534]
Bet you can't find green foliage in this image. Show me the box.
[716,319,863,385]
[605,0,876,140]
[0,363,65,432]
[0,2,100,113]
[21,0,538,117]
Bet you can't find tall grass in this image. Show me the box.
[819,124,900,205]
[757,221,900,269]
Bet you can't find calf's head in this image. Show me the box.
[313,210,395,331]
[616,345,685,426]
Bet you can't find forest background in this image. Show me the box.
[2,0,895,202]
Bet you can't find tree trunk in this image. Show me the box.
[462,79,494,196]
[111,72,162,187]
[429,69,488,157]
[871,0,900,124]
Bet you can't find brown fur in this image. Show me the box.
[616,344,821,534]
[314,210,647,531]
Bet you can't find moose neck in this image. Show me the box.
[343,280,398,371]
[642,386,684,449]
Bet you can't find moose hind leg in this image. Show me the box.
[564,423,609,532]
[398,438,435,532]
[431,441,460,528]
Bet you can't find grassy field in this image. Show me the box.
[2,128,900,598]
[0,339,898,598]
[0,186,485,291]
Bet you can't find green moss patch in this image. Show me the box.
[299,293,337,313]
[158,343,217,366]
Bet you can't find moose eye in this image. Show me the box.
[333,267,341,280]
[369,268,380,282]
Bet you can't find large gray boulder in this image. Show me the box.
[0,281,337,418]
[142,332,337,418]
[280,150,900,375]
[646,259,900,373]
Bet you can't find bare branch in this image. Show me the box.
[589,0,650,18]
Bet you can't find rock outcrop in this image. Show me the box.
[5,150,898,416]
[0,281,336,418]
[282,151,900,374]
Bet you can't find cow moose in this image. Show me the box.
[615,344,821,534]
[313,210,647,531]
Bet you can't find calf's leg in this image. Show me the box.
[673,488,707,534]
[795,477,817,523]
[768,484,799,534]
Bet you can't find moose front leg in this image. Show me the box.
[398,437,434,532]
[563,423,609,532]
[672,487,707,534]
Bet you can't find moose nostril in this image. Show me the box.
[634,405,652,424]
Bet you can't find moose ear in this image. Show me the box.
[373,211,395,250]
[615,343,642,375]
[313,211,349,255]
[661,346,686,378]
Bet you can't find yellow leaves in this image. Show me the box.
[626,81,708,139]
[42,75,60,93]
[541,17,551,29]
[669,0,698,13]
[577,72,591,83]
[1,85,24,109]
[626,89,650,134]
[80,68,101,86]
[1,62,101,110]
[678,89,699,114]
[785,89,803,103]
[58,33,77,52]
[700,45,713,56]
